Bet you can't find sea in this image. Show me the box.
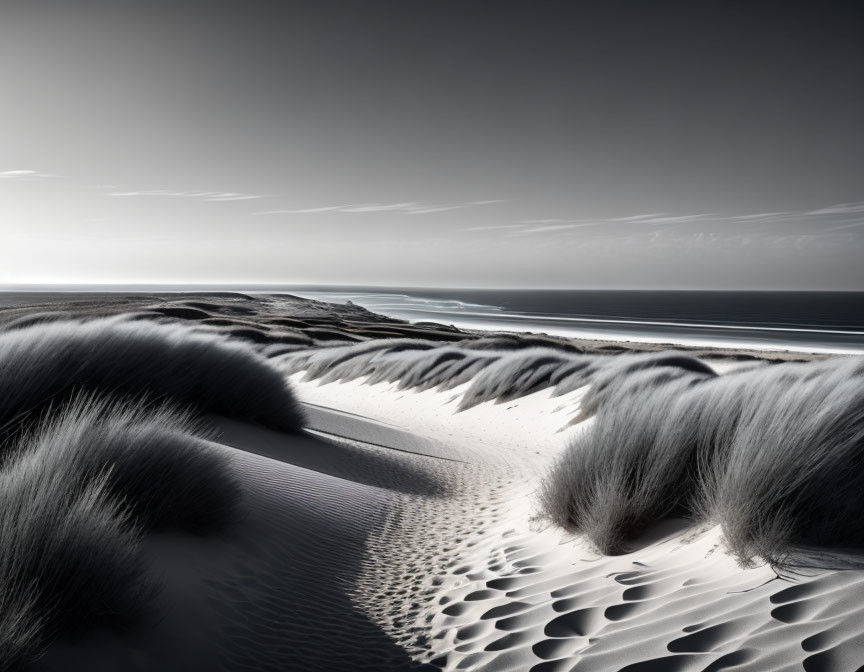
[2,285,863,354]
[287,287,864,354]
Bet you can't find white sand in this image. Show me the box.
[33,370,864,671]
[289,372,864,672]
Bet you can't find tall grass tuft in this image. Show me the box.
[0,318,305,447]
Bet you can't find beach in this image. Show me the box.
[1,291,863,671]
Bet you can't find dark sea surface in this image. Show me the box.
[2,286,863,353]
[287,287,864,353]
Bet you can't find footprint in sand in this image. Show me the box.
[545,606,605,637]
[700,648,758,671]
[604,601,642,621]
[533,637,581,660]
[667,622,740,653]
[483,629,535,651]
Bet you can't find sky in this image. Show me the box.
[1,0,862,289]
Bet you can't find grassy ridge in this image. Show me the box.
[0,317,305,444]
[0,320,305,669]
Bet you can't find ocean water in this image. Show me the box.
[2,286,862,353]
[289,288,864,353]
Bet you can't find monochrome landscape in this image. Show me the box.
[1,1,863,670]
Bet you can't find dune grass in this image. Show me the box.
[0,461,150,669]
[0,394,243,669]
[541,371,717,554]
[0,317,305,445]
[702,358,864,567]
[286,336,864,567]
[0,317,299,668]
[22,396,241,533]
[543,355,864,568]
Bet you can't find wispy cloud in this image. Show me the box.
[607,213,715,224]
[255,199,502,216]
[824,220,864,232]
[513,222,601,235]
[106,189,260,202]
[0,169,57,180]
[404,206,466,215]
[492,201,864,238]
[606,213,667,222]
[808,203,864,216]
[338,203,419,213]
[462,223,525,232]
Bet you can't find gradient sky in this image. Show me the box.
[1,1,862,289]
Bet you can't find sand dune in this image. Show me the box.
[1,292,862,670]
[292,375,864,672]
[32,429,429,672]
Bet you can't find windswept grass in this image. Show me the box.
[22,396,241,533]
[702,358,864,567]
[0,317,305,445]
[285,335,863,568]
[0,317,287,668]
[541,369,717,554]
[0,395,243,669]
[543,355,864,568]
[0,463,149,670]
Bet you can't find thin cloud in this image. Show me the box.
[462,223,526,232]
[106,189,260,202]
[513,223,588,235]
[607,213,666,222]
[266,205,346,213]
[626,214,715,224]
[735,212,789,220]
[497,201,864,238]
[604,213,716,224]
[0,169,57,180]
[825,220,864,232]
[254,200,502,216]
[339,203,418,213]
[205,193,261,202]
[809,203,864,216]
[404,206,465,215]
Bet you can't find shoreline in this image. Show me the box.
[0,290,848,360]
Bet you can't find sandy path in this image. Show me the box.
[30,370,864,671]
[290,374,864,672]
[288,375,587,664]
